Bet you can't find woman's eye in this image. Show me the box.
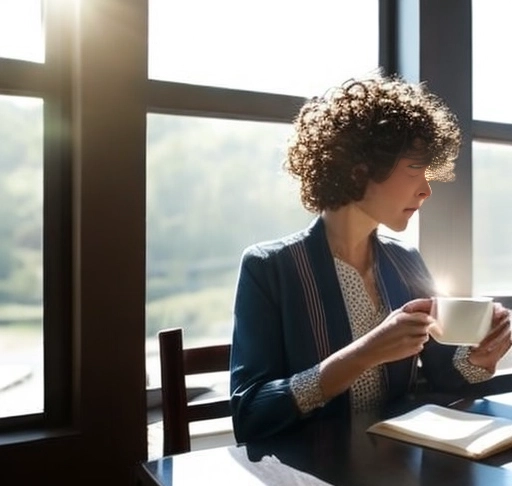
[409,164,426,169]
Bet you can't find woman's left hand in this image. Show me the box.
[468,303,512,373]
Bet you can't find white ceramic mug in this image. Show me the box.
[429,296,494,346]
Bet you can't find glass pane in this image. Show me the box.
[145,115,312,387]
[0,95,44,418]
[473,0,512,123]
[473,141,512,295]
[0,0,44,63]
[148,0,379,97]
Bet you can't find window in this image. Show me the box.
[148,0,379,97]
[145,115,312,386]
[473,141,512,296]
[472,0,512,124]
[146,0,380,389]
[472,0,512,299]
[0,0,44,63]
[0,0,71,427]
[472,0,512,369]
[2,0,148,479]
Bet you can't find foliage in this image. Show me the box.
[146,284,235,341]
[0,99,43,306]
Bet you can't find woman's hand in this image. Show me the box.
[319,298,433,400]
[362,298,434,366]
[468,303,512,373]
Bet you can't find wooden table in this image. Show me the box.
[137,393,512,486]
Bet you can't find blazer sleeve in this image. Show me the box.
[229,245,303,444]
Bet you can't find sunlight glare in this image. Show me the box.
[434,277,452,297]
[0,0,44,63]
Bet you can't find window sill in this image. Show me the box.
[0,427,79,448]
[148,417,235,460]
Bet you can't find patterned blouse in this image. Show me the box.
[290,257,492,415]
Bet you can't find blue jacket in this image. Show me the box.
[230,216,470,443]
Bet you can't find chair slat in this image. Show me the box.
[184,345,231,375]
[158,327,232,456]
[188,399,231,422]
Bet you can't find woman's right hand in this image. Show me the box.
[361,298,434,365]
[319,298,434,401]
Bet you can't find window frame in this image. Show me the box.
[1,1,148,483]
[384,0,475,298]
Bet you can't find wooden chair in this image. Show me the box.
[158,327,232,455]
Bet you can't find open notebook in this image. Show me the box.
[367,404,512,460]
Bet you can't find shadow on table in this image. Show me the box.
[462,373,512,399]
[229,392,512,486]
[241,417,423,486]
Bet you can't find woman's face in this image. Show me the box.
[355,157,432,232]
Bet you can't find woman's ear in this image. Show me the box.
[350,163,369,184]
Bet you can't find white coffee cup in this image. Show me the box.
[429,296,494,346]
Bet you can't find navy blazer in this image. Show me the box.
[230,217,470,443]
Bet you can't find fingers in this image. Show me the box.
[495,337,512,359]
[396,309,435,329]
[484,319,509,341]
[396,313,432,345]
[489,324,511,351]
[409,331,430,353]
[475,321,511,356]
[471,336,511,371]
[479,318,511,346]
[492,303,510,325]
[498,310,511,327]
[401,298,433,314]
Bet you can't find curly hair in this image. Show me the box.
[285,72,462,212]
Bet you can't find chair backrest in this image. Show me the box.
[158,327,232,455]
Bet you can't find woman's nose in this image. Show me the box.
[418,179,432,199]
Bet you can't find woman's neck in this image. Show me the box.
[322,206,377,275]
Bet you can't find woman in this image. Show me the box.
[229,72,511,444]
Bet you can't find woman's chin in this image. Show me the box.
[381,220,409,233]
